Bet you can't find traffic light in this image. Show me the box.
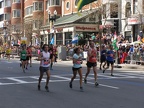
[114,19,119,33]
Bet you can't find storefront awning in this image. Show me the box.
[42,10,97,29]
[55,11,95,25]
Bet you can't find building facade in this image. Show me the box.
[0,0,24,45]
[41,0,101,46]
[1,0,144,46]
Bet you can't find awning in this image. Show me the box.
[42,10,97,29]
[55,10,95,25]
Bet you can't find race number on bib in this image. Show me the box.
[44,60,49,65]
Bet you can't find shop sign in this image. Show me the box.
[128,17,141,25]
[75,26,97,31]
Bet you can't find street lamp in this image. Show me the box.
[48,10,57,45]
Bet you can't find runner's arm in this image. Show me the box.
[38,53,45,61]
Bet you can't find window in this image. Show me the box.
[13,0,20,3]
[133,0,138,14]
[25,6,33,16]
[75,0,79,6]
[33,20,38,29]
[103,4,106,19]
[49,0,60,6]
[0,1,3,8]
[66,2,70,10]
[0,14,4,21]
[110,3,118,18]
[56,33,63,45]
[56,0,59,5]
[33,20,43,29]
[46,1,49,9]
[4,0,11,7]
[13,10,21,18]
[4,13,10,20]
[33,2,43,11]
[125,2,131,17]
[65,32,72,45]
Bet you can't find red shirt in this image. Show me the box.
[88,48,97,63]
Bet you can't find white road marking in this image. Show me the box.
[52,75,71,80]
[0,72,143,88]
[7,78,28,83]
[87,82,119,89]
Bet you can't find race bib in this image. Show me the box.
[22,54,26,56]
[77,60,81,64]
[44,60,49,65]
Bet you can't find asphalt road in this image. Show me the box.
[0,58,144,108]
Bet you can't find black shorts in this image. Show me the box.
[86,61,97,68]
[26,56,29,60]
[39,66,49,73]
[100,57,106,63]
[107,60,114,67]
[72,67,82,71]
[21,59,27,61]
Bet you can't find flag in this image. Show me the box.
[18,40,21,45]
[71,36,78,44]
[50,37,54,45]
[77,0,96,11]
[112,32,118,50]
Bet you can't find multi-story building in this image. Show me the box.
[0,0,24,45]
[1,0,143,46]
[40,0,101,45]
[127,0,144,42]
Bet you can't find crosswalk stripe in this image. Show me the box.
[87,82,119,89]
[7,78,28,83]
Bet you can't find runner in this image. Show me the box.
[69,47,83,91]
[103,45,115,76]
[84,41,99,86]
[6,47,11,61]
[27,46,32,67]
[38,44,51,92]
[25,46,32,69]
[49,45,54,70]
[20,45,27,73]
[99,45,107,70]
[53,46,57,63]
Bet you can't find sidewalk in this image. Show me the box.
[57,60,144,70]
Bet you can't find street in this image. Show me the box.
[0,59,144,108]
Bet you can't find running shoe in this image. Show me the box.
[38,85,40,90]
[103,69,105,73]
[45,86,49,92]
[20,63,22,67]
[23,69,25,73]
[111,74,114,76]
[80,87,83,92]
[95,82,99,86]
[84,78,87,84]
[69,82,72,88]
